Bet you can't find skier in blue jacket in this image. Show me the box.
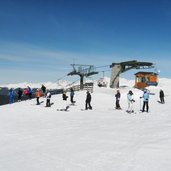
[9,88,14,104]
[141,89,149,112]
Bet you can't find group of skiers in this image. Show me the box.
[8,84,165,113]
[115,89,165,113]
[8,86,33,104]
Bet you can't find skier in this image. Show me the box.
[62,91,69,111]
[127,90,135,113]
[23,88,28,96]
[85,91,92,110]
[9,88,14,104]
[27,86,32,99]
[140,89,149,112]
[17,88,23,101]
[35,89,41,105]
[159,89,165,104]
[115,89,121,109]
[46,91,51,107]
[41,84,46,97]
[70,88,75,104]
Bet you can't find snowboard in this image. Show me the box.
[57,105,69,111]
[126,110,136,114]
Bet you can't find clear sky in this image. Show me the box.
[0,0,171,84]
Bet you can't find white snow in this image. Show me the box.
[0,77,171,171]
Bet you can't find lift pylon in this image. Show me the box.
[110,60,154,88]
[67,64,98,90]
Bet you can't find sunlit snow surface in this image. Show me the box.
[0,78,171,171]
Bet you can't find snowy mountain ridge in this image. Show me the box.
[1,77,171,89]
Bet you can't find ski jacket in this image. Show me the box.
[142,92,149,102]
[46,92,51,100]
[63,93,68,101]
[28,87,32,94]
[23,89,28,95]
[18,89,23,96]
[115,92,121,101]
[9,90,14,98]
[127,93,134,103]
[41,85,46,93]
[159,90,164,97]
[70,91,75,97]
[36,90,41,97]
[86,92,91,102]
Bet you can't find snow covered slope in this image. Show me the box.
[0,78,171,171]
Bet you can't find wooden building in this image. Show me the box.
[134,72,158,89]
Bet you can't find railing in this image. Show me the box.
[66,82,94,92]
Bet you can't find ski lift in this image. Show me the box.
[97,78,108,87]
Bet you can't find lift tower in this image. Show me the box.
[67,64,98,90]
[110,60,154,88]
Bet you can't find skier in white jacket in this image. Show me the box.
[127,90,135,113]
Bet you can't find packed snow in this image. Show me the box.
[0,78,171,171]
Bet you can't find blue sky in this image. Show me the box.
[0,0,171,84]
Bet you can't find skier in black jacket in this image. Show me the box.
[62,91,69,110]
[115,90,121,109]
[159,89,165,104]
[85,91,92,110]
[17,88,23,101]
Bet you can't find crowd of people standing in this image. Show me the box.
[7,84,165,113]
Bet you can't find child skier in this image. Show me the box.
[127,90,135,113]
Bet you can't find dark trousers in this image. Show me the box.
[142,101,149,112]
[71,96,74,103]
[46,99,50,107]
[18,95,22,101]
[28,93,32,99]
[37,97,40,104]
[9,97,14,104]
[160,97,165,104]
[85,101,92,110]
[116,100,120,108]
